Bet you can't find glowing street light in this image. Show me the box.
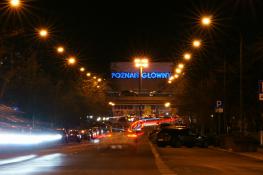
[168,80,172,84]
[39,29,48,38]
[201,16,212,26]
[93,76,97,79]
[109,102,115,106]
[164,102,171,108]
[184,53,192,60]
[96,85,100,89]
[134,58,149,68]
[98,78,102,82]
[86,72,91,77]
[174,74,179,79]
[9,0,21,8]
[169,76,175,81]
[80,67,85,72]
[178,63,184,69]
[175,68,182,74]
[193,40,201,48]
[57,46,65,54]
[67,57,76,65]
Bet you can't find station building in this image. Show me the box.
[108,62,176,120]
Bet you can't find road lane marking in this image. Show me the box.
[149,142,177,175]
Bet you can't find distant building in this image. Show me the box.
[108,62,176,120]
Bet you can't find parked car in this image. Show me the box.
[156,125,208,148]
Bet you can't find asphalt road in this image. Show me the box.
[0,138,262,175]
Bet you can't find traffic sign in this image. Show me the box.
[215,100,224,113]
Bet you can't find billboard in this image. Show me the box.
[110,62,173,91]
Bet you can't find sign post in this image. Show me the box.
[215,100,224,135]
[215,100,224,113]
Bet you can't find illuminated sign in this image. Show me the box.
[111,72,171,79]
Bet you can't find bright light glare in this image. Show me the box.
[86,73,91,77]
[67,57,76,65]
[176,68,182,74]
[164,102,171,108]
[178,63,184,69]
[0,155,36,166]
[0,133,62,145]
[134,58,149,68]
[169,76,174,81]
[80,67,85,72]
[57,46,64,53]
[193,40,201,48]
[184,53,192,60]
[39,29,48,38]
[9,0,21,8]
[174,74,179,79]
[109,102,115,106]
[201,16,211,26]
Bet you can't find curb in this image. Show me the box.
[209,146,263,161]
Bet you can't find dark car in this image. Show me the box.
[68,129,81,142]
[156,125,208,148]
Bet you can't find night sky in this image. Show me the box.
[8,0,263,75]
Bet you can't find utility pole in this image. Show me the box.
[240,33,244,134]
[224,58,227,134]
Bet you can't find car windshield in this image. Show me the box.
[0,1,262,175]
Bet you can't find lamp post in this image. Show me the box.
[134,58,149,119]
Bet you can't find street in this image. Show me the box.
[0,137,262,175]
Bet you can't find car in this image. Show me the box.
[156,125,208,148]
[68,129,81,142]
[96,128,140,151]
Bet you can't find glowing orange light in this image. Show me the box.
[39,29,48,38]
[57,46,64,53]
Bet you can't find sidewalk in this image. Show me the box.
[210,146,263,161]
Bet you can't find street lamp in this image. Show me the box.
[201,16,212,26]
[134,57,149,119]
[38,29,48,38]
[175,68,182,74]
[184,53,192,60]
[178,63,184,69]
[9,0,21,8]
[193,39,201,48]
[80,67,85,72]
[98,78,102,82]
[67,57,76,65]
[86,72,91,77]
[174,74,179,79]
[57,46,65,54]
[134,58,149,92]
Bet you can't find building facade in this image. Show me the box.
[108,62,176,120]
